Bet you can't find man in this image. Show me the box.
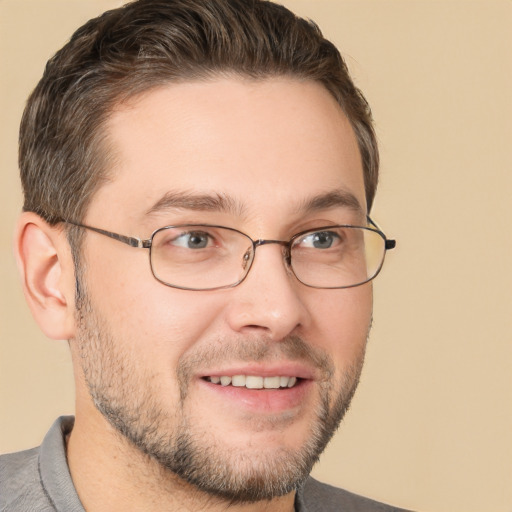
[1,0,406,510]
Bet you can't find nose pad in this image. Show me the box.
[241,247,252,271]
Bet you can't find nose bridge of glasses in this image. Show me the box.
[252,239,292,265]
[253,239,288,248]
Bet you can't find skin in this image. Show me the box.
[17,78,373,512]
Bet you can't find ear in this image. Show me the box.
[15,212,77,340]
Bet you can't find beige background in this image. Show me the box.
[1,1,511,511]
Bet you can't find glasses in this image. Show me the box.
[64,218,395,291]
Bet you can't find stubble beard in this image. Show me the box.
[74,286,366,504]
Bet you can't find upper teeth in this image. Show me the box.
[207,375,298,389]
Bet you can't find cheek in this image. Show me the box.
[86,256,229,363]
[307,284,372,362]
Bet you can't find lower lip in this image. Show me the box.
[198,378,312,414]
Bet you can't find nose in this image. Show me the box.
[224,242,310,341]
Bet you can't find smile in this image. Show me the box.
[204,375,299,389]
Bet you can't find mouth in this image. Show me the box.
[203,375,299,389]
[197,364,315,414]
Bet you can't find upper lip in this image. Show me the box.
[199,362,317,380]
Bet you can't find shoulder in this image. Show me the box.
[0,446,55,511]
[298,477,414,512]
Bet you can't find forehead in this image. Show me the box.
[89,78,365,227]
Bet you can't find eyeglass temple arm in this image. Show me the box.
[64,218,396,251]
[64,221,152,249]
[367,216,396,250]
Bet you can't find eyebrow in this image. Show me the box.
[295,189,364,216]
[145,191,247,217]
[145,188,364,219]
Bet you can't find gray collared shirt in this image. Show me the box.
[0,417,411,511]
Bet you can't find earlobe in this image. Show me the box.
[15,212,77,340]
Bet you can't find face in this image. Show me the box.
[73,78,372,502]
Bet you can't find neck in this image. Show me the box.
[67,405,296,512]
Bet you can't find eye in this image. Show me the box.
[171,231,213,249]
[296,230,341,249]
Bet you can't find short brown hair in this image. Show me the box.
[19,0,379,226]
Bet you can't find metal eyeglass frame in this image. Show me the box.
[63,217,396,291]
